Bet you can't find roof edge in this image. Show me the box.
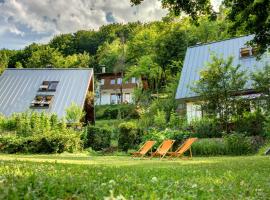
[188,34,254,49]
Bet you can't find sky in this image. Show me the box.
[0,0,221,50]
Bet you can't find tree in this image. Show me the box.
[224,0,270,55]
[49,33,76,56]
[131,0,216,21]
[251,64,270,112]
[65,102,85,126]
[192,54,247,132]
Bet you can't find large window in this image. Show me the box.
[39,81,59,92]
[110,79,116,85]
[123,93,131,103]
[31,95,54,108]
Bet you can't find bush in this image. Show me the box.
[224,133,254,155]
[118,122,141,152]
[191,118,223,138]
[233,111,266,136]
[192,138,228,156]
[0,131,82,154]
[95,104,139,120]
[83,125,112,151]
[263,114,270,138]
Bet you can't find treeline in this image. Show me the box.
[0,11,240,77]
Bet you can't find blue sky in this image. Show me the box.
[0,0,221,50]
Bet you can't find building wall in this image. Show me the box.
[97,88,135,105]
[186,102,202,123]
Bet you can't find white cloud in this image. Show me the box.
[0,0,222,49]
[0,0,167,49]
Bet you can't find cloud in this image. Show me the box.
[0,0,167,49]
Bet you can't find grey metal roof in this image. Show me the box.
[176,35,270,100]
[0,68,93,117]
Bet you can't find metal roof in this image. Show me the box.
[0,68,93,117]
[176,35,270,100]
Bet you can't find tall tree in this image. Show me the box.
[224,0,270,55]
[192,54,247,132]
[131,0,216,21]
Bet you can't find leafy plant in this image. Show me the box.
[65,102,85,126]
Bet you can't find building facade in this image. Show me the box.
[96,72,138,105]
[175,35,270,122]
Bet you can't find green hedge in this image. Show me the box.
[82,125,112,151]
[0,131,82,154]
[118,122,141,152]
[192,134,263,156]
[95,104,139,120]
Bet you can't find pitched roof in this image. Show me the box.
[0,68,93,117]
[176,35,270,100]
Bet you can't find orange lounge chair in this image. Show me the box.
[168,138,198,158]
[151,139,175,159]
[132,140,156,158]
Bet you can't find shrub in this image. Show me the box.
[224,133,254,155]
[233,111,266,136]
[153,110,166,129]
[0,131,82,154]
[118,122,141,152]
[263,114,270,138]
[191,118,223,138]
[96,104,139,120]
[192,138,228,156]
[83,125,112,151]
[65,102,85,126]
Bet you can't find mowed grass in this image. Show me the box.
[0,154,269,200]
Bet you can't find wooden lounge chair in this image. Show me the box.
[168,138,198,159]
[132,140,156,158]
[151,139,175,159]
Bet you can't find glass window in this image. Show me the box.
[240,47,252,58]
[131,77,136,84]
[117,78,122,85]
[110,94,117,104]
[100,79,104,85]
[124,93,130,103]
[31,95,54,108]
[110,79,116,85]
[39,81,59,92]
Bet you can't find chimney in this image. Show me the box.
[102,67,106,73]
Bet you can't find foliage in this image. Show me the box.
[190,117,223,138]
[153,110,167,130]
[131,0,216,21]
[95,104,139,120]
[65,103,85,125]
[192,138,228,156]
[82,125,112,151]
[118,122,141,152]
[1,155,270,199]
[192,55,247,132]
[224,0,270,54]
[233,111,266,136]
[263,115,270,138]
[0,131,82,154]
[224,133,254,155]
[251,64,270,112]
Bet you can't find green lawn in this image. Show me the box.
[0,154,269,199]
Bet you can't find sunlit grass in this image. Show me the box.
[0,154,269,199]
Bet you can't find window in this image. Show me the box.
[131,77,136,84]
[110,94,117,104]
[117,78,122,85]
[100,79,104,85]
[123,93,131,103]
[110,79,116,85]
[30,95,54,108]
[39,81,59,92]
[240,47,257,58]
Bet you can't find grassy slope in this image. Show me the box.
[0,154,269,199]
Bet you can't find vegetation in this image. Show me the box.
[0,154,270,199]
